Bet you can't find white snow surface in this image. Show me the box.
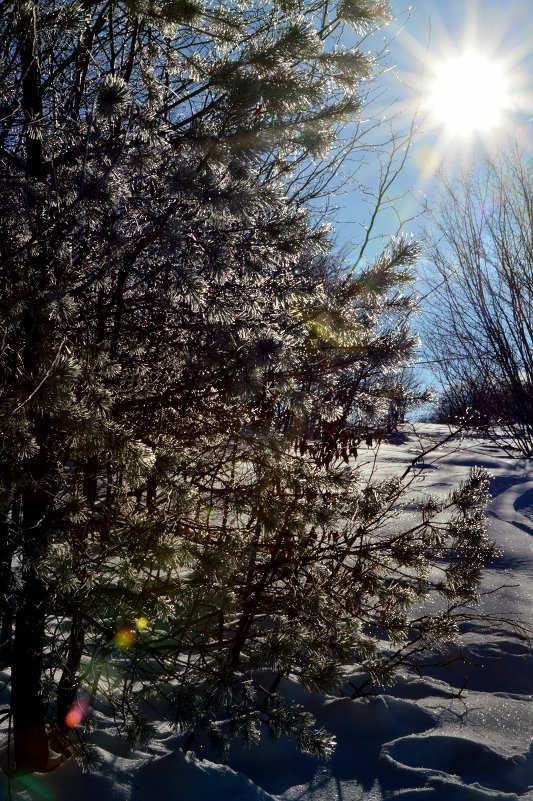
[2,424,533,801]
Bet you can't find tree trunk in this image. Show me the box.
[11,564,48,773]
[20,3,43,180]
[11,411,53,771]
[0,493,15,666]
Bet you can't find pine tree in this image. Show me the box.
[0,0,498,775]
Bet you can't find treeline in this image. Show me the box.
[425,144,533,457]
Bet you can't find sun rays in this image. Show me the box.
[393,3,532,183]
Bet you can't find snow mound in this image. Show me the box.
[317,695,436,740]
[132,750,277,801]
[1,746,277,801]
[382,734,533,797]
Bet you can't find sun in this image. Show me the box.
[427,49,511,139]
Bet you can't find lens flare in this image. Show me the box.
[113,625,136,649]
[65,696,90,728]
[17,774,55,801]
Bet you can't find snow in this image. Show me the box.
[2,424,533,801]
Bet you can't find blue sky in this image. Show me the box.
[337,0,533,262]
[333,1,533,387]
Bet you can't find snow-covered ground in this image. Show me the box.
[2,425,533,801]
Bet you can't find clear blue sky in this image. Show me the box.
[334,1,533,388]
[336,0,533,262]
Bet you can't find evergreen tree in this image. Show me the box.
[0,0,498,776]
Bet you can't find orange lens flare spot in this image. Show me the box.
[65,698,89,728]
[113,626,136,649]
[135,617,147,631]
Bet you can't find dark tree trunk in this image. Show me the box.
[20,6,43,180]
[11,419,51,772]
[0,482,15,666]
[11,550,49,774]
[10,12,51,770]
[11,463,50,770]
[10,311,53,773]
